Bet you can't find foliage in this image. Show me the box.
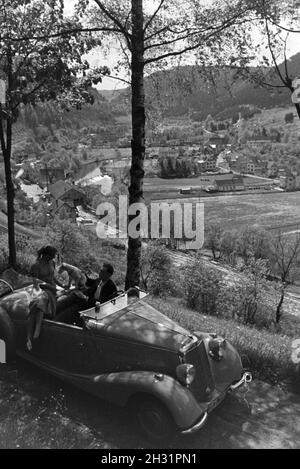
[181,256,222,314]
[0,0,110,267]
[140,241,175,297]
[235,226,271,265]
[230,258,277,327]
[285,112,294,124]
[204,222,222,260]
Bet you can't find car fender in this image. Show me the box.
[91,370,207,430]
[193,331,244,391]
[0,306,16,364]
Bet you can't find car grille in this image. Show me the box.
[185,340,214,402]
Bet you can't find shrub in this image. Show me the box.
[181,257,222,314]
[140,242,175,297]
[285,112,294,124]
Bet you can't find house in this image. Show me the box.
[196,154,217,173]
[213,174,245,192]
[267,161,278,178]
[247,136,273,147]
[208,135,228,147]
[280,171,300,191]
[48,180,86,218]
[49,199,77,221]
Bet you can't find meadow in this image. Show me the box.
[147,191,300,233]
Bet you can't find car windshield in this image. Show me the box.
[0,279,13,298]
[80,290,148,321]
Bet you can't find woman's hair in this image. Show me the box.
[37,245,58,261]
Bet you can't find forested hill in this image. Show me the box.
[100,53,300,120]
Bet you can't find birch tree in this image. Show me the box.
[76,0,272,288]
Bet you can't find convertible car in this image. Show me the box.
[0,278,252,442]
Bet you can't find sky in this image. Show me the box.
[64,0,300,90]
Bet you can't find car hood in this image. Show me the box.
[90,300,196,352]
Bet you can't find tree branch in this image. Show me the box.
[144,13,248,65]
[266,16,300,34]
[2,26,123,42]
[143,0,166,33]
[105,74,131,85]
[264,16,287,87]
[93,0,132,46]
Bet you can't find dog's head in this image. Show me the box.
[57,263,65,274]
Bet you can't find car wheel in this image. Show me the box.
[132,396,176,443]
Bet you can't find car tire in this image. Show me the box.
[131,395,176,444]
[0,306,16,364]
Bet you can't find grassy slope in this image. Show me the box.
[147,296,299,386]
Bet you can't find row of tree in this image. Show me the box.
[204,223,300,322]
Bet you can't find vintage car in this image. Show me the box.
[0,278,252,442]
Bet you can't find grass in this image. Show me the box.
[150,191,300,233]
[147,296,300,387]
[0,378,103,449]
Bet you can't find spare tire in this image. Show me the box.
[0,306,16,364]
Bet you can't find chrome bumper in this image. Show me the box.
[230,371,252,390]
[181,411,208,435]
[181,372,252,435]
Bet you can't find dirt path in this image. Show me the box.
[0,364,299,449]
[175,379,300,449]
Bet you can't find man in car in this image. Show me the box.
[90,263,118,305]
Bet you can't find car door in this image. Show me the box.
[29,320,97,374]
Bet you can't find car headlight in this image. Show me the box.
[208,337,226,361]
[176,364,196,386]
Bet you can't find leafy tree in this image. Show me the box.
[219,229,238,265]
[0,0,107,267]
[46,218,90,267]
[221,258,277,327]
[75,0,271,289]
[269,232,300,323]
[140,241,174,296]
[240,1,300,119]
[235,226,271,265]
[205,221,223,260]
[181,256,222,314]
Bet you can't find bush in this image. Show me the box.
[181,257,222,314]
[140,242,175,297]
[285,112,294,124]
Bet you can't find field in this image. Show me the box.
[200,191,300,232]
[144,174,273,193]
[247,105,300,135]
[148,191,300,233]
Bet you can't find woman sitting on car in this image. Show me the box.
[27,245,65,351]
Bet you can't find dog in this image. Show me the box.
[57,263,87,289]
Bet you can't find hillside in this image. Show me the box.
[100,53,300,120]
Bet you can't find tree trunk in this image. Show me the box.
[0,114,16,268]
[125,0,145,289]
[275,290,285,324]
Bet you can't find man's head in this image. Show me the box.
[99,263,114,282]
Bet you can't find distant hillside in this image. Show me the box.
[99,89,126,102]
[101,53,300,120]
